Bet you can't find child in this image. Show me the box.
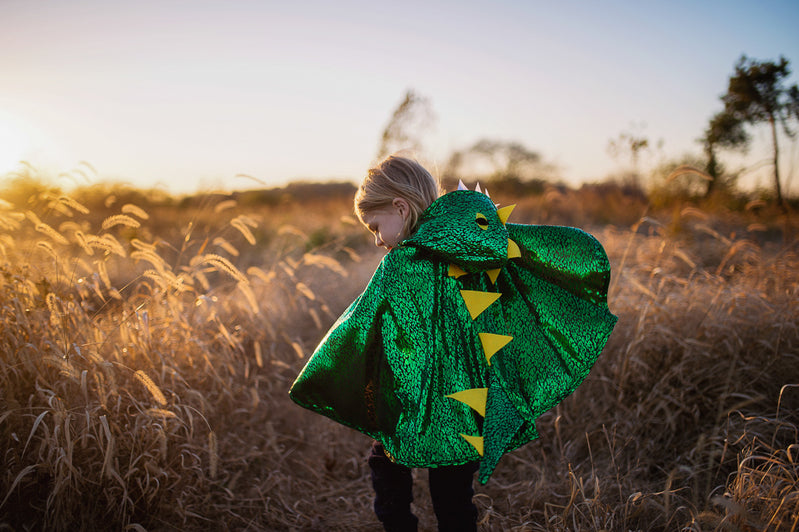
[289,155,617,531]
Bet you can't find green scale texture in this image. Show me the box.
[289,190,618,483]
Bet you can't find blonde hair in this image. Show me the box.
[355,155,441,236]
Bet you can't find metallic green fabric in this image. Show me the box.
[289,190,617,483]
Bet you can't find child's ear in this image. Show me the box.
[392,198,410,220]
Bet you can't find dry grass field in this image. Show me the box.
[0,179,797,531]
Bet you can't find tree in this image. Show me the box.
[721,55,799,207]
[376,90,435,160]
[444,139,548,183]
[699,110,748,198]
[606,127,658,188]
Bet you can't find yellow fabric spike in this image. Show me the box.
[507,238,521,259]
[448,263,467,278]
[486,268,501,284]
[446,388,488,417]
[496,204,516,225]
[460,290,501,320]
[460,434,484,456]
[479,332,513,364]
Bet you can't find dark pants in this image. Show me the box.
[367,441,479,532]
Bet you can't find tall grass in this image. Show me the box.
[0,182,796,531]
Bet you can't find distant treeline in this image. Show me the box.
[178,181,358,209]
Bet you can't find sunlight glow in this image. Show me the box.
[0,110,34,176]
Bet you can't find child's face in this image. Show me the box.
[362,202,407,250]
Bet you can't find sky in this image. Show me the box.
[1,0,798,194]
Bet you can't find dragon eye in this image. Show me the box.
[475,213,489,230]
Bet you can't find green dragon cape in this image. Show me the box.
[289,190,617,483]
